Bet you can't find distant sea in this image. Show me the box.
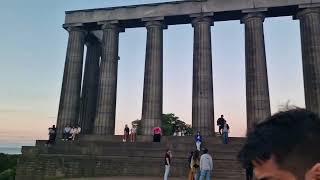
[0,140,35,155]
[0,147,21,154]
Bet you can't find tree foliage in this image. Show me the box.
[131,113,193,136]
[0,153,19,180]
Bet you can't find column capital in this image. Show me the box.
[295,8,320,20]
[98,21,125,32]
[63,23,86,32]
[145,20,167,29]
[241,12,265,24]
[191,16,213,27]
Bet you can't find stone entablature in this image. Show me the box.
[64,0,320,27]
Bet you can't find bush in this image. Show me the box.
[0,153,20,180]
[0,169,15,180]
[0,153,19,172]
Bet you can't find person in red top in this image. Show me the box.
[153,126,162,142]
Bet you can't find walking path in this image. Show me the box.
[66,177,184,180]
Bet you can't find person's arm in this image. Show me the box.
[210,156,213,170]
[199,156,203,170]
[166,157,170,166]
[190,158,194,169]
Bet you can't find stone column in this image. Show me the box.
[94,23,122,135]
[141,21,165,135]
[56,26,86,138]
[79,35,101,134]
[297,8,320,115]
[242,13,271,130]
[192,16,214,136]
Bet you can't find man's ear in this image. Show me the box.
[305,163,320,180]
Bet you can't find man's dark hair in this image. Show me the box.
[203,148,208,154]
[238,108,320,178]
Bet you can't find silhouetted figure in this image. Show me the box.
[123,124,130,142]
[217,115,226,135]
[46,125,56,145]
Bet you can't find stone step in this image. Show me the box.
[34,146,240,160]
[37,141,243,153]
[77,135,246,144]
[18,138,246,180]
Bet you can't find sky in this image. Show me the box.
[0,0,305,148]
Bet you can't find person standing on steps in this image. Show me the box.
[222,121,230,144]
[217,115,226,135]
[191,150,200,180]
[188,151,194,180]
[123,124,129,142]
[153,126,162,142]
[199,148,213,180]
[164,149,172,180]
[46,125,56,146]
[130,125,137,142]
[195,131,202,151]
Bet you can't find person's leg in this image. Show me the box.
[205,170,211,180]
[249,171,253,180]
[199,170,205,180]
[164,165,170,180]
[196,170,201,180]
[68,133,72,140]
[226,133,229,144]
[194,170,199,180]
[222,132,226,144]
[196,141,201,151]
[188,169,192,180]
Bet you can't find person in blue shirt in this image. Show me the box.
[195,131,202,151]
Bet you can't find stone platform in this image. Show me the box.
[16,136,246,180]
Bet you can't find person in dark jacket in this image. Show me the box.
[195,131,202,151]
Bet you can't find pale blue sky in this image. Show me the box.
[0,0,305,147]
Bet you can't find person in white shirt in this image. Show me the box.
[70,126,77,141]
[199,148,213,180]
[130,125,137,142]
[76,126,81,135]
[222,122,230,144]
[70,125,81,141]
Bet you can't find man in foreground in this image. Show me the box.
[199,148,213,180]
[238,108,320,180]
